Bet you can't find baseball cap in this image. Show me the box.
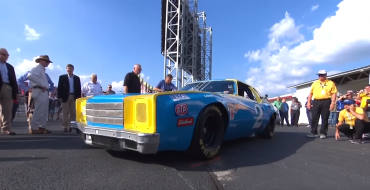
[343,99,355,105]
[317,70,327,75]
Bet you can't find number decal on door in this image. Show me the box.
[252,104,264,129]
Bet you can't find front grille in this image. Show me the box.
[86,109,123,117]
[86,103,123,110]
[91,135,120,149]
[86,116,123,125]
[86,102,124,126]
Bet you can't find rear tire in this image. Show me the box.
[188,105,225,160]
[258,115,275,139]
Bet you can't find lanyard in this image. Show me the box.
[346,111,352,122]
[320,82,326,89]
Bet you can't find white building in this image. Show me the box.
[268,93,295,106]
[287,65,370,124]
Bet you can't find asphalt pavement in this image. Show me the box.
[1,114,370,190]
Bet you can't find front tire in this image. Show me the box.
[188,105,225,160]
[258,115,276,139]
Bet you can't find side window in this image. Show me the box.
[237,82,256,100]
[250,87,262,103]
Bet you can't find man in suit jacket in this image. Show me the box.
[57,64,81,132]
[0,48,19,135]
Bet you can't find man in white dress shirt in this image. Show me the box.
[27,55,53,134]
[81,74,103,97]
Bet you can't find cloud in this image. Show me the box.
[16,48,21,52]
[25,24,42,40]
[311,5,319,11]
[307,25,317,30]
[244,0,370,96]
[14,57,62,82]
[139,73,150,81]
[13,57,92,87]
[79,75,102,86]
[111,81,124,93]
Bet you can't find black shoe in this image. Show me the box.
[351,139,364,144]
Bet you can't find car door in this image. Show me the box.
[249,86,270,130]
[235,82,261,130]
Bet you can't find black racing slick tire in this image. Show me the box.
[188,105,225,160]
[257,115,276,139]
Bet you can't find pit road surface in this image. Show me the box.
[1,115,370,190]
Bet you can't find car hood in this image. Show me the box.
[87,93,150,103]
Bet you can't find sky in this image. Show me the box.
[1,0,370,97]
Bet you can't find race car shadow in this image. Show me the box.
[108,130,315,172]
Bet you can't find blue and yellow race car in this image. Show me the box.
[74,79,277,160]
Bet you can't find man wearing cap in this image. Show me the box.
[27,55,53,134]
[336,99,370,144]
[0,48,19,135]
[307,70,338,139]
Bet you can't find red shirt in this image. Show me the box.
[13,100,18,104]
[356,100,361,106]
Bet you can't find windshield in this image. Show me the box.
[180,81,236,94]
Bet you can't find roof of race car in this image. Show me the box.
[188,79,252,87]
[186,79,263,96]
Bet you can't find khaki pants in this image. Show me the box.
[62,94,76,129]
[30,89,49,130]
[0,84,13,131]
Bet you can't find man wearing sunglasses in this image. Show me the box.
[0,48,19,135]
[307,70,338,139]
[104,85,116,95]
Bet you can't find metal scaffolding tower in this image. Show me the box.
[161,0,212,88]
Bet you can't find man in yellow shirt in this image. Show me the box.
[359,85,370,112]
[307,70,337,139]
[336,99,370,144]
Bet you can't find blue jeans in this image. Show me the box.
[306,110,312,126]
[329,112,339,126]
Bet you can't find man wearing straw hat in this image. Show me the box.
[27,55,53,134]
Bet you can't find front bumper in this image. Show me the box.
[76,123,160,154]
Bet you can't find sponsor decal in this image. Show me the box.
[230,108,235,120]
[177,117,194,127]
[200,139,220,158]
[204,95,214,98]
[169,94,190,101]
[175,104,188,116]
[212,106,222,116]
[252,104,264,129]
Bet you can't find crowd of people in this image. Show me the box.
[273,70,370,144]
[2,45,369,144]
[0,48,178,135]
